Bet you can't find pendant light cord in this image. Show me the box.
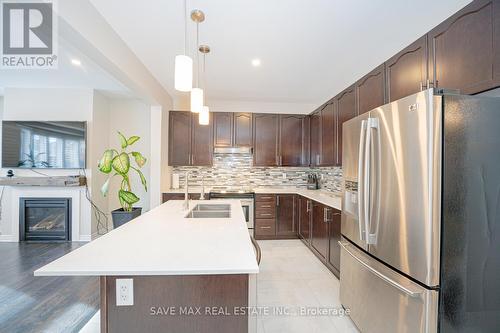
[183,0,187,55]
[196,22,200,87]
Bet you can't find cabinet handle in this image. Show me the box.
[277,195,280,206]
[261,213,272,216]
[261,196,273,200]
[316,155,320,165]
[419,81,424,91]
[324,208,331,223]
[279,155,282,166]
[306,200,310,212]
[260,226,272,229]
[261,205,271,208]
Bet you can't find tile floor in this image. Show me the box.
[80,239,359,333]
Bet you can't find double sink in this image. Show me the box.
[185,204,231,218]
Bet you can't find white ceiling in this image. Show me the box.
[90,0,470,109]
[0,38,130,96]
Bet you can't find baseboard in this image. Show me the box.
[0,234,17,242]
[79,235,92,242]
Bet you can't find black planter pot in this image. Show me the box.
[111,207,142,228]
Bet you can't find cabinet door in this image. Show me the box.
[191,113,213,166]
[357,64,386,115]
[320,103,336,166]
[309,111,321,167]
[253,114,279,166]
[298,197,311,243]
[168,111,191,166]
[327,208,341,276]
[311,201,329,261]
[234,113,253,147]
[336,85,357,166]
[429,0,500,94]
[386,35,428,102]
[279,115,307,166]
[276,194,296,237]
[213,112,233,147]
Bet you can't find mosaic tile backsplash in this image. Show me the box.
[172,154,343,193]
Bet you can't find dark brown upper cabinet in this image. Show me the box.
[428,0,500,94]
[213,112,233,147]
[386,35,428,102]
[309,110,321,167]
[253,113,279,166]
[320,103,336,166]
[234,113,253,147]
[191,112,213,166]
[279,114,309,166]
[213,112,253,148]
[168,111,213,166]
[336,85,357,166]
[357,64,386,115]
[168,111,191,166]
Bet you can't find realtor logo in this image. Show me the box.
[1,0,58,68]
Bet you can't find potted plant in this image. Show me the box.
[98,132,147,228]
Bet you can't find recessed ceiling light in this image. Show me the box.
[71,59,82,66]
[251,58,261,67]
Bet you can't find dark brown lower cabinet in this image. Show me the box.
[162,193,201,203]
[311,201,329,261]
[254,194,298,240]
[276,194,296,237]
[298,196,311,244]
[327,208,341,277]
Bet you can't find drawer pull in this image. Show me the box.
[260,226,272,229]
[260,213,272,216]
[260,196,273,199]
[260,205,271,208]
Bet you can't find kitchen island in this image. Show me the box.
[35,200,259,333]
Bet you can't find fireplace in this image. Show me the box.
[19,198,71,241]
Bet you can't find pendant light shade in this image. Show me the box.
[190,87,204,113]
[174,55,193,92]
[199,106,209,125]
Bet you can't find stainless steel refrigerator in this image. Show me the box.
[340,89,500,333]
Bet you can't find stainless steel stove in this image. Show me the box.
[209,187,254,232]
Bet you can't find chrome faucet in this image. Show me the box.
[183,172,189,210]
[199,177,206,200]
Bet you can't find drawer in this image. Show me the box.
[256,201,276,210]
[255,208,275,219]
[255,219,276,236]
[255,194,276,203]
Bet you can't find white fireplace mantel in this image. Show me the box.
[0,186,91,242]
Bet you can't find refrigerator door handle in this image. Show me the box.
[338,241,422,298]
[357,120,368,241]
[363,119,372,244]
[367,118,381,245]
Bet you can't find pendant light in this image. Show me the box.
[174,0,192,92]
[190,9,205,113]
[199,45,210,125]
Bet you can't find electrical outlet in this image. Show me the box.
[282,172,287,179]
[116,278,134,306]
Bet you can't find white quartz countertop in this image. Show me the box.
[165,187,342,211]
[34,200,259,277]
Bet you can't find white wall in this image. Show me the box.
[0,88,94,239]
[107,98,151,213]
[90,91,110,235]
[174,96,315,114]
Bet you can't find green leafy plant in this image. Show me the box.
[98,132,147,212]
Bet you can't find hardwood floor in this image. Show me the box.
[0,242,99,333]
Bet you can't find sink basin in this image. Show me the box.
[185,204,231,218]
[191,204,231,211]
[185,210,231,218]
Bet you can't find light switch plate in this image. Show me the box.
[116,278,134,306]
